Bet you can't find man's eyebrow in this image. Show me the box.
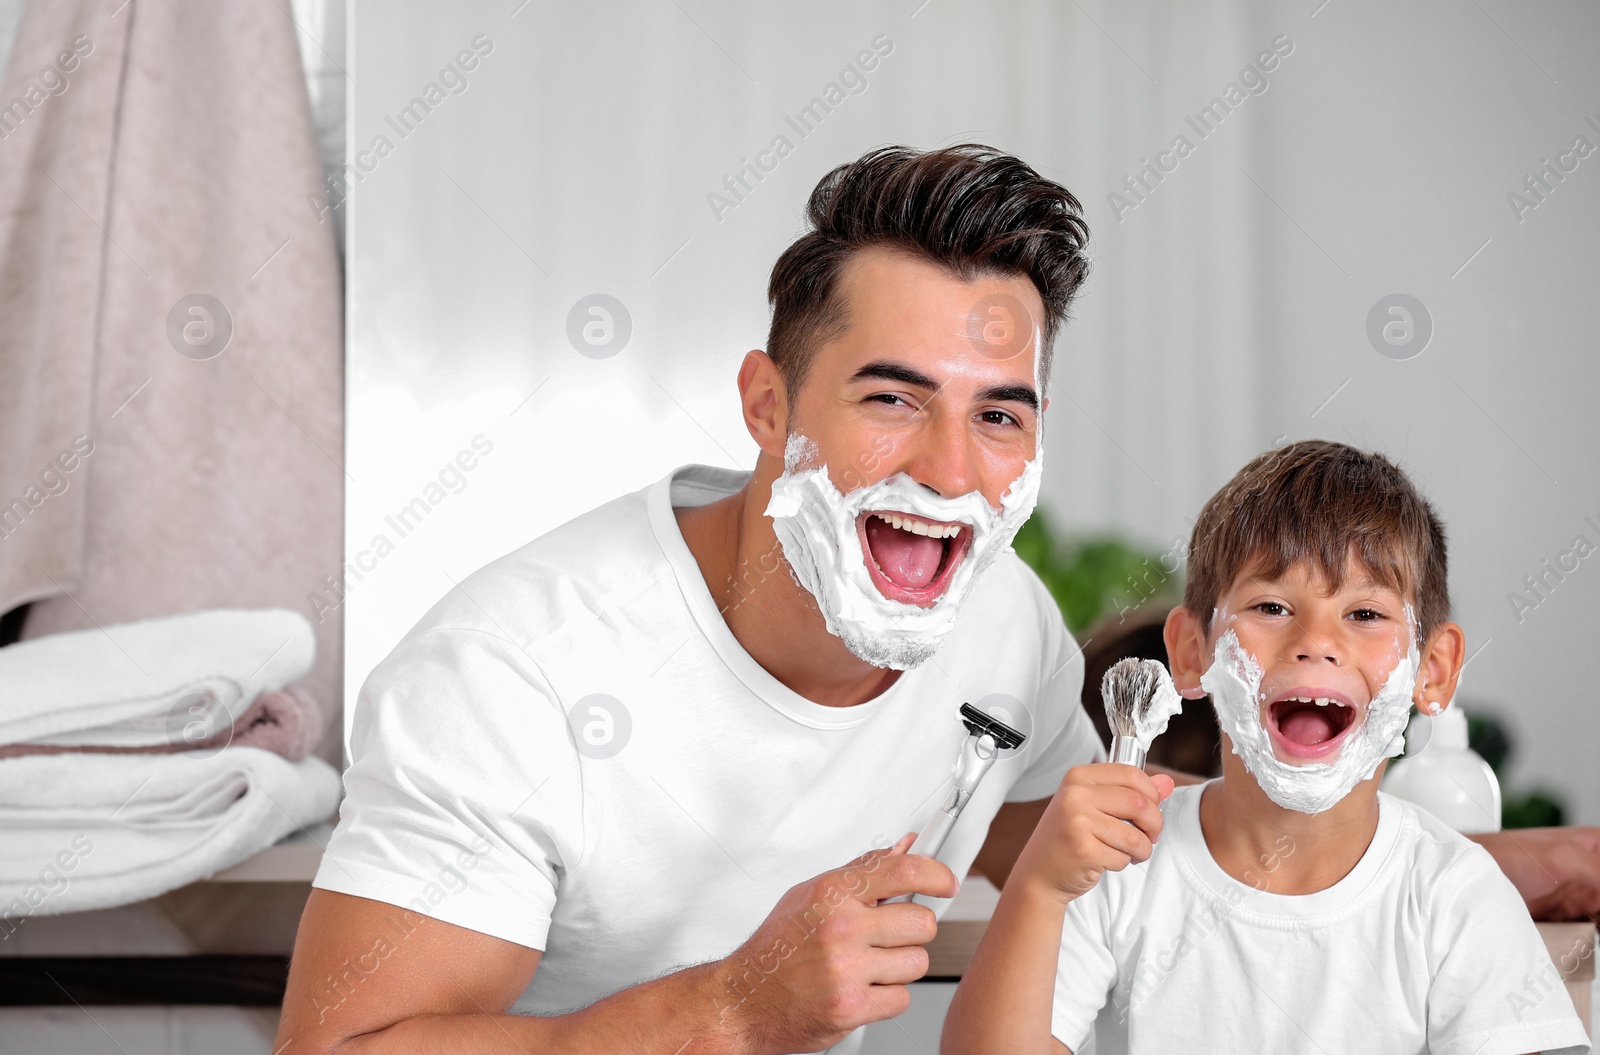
[849,360,939,390]
[976,383,1039,413]
[848,360,1040,412]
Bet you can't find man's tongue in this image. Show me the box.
[865,516,944,589]
[1277,703,1341,746]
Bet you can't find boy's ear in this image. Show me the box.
[1416,620,1466,714]
[1164,606,1209,699]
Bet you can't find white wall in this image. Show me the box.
[346,0,1600,828]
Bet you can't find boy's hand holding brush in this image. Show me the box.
[1010,658,1181,905]
[941,660,1182,1055]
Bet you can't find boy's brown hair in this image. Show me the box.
[766,143,1092,396]
[1181,440,1450,643]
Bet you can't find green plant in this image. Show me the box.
[1011,508,1182,636]
[1466,713,1566,829]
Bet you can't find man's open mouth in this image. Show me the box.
[1265,687,1362,762]
[857,510,974,607]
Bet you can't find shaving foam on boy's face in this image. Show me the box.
[1199,594,1422,815]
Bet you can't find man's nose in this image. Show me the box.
[901,407,982,500]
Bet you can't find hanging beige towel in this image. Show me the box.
[0,0,345,762]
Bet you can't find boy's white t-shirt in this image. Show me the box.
[312,464,1104,1053]
[1052,781,1591,1055]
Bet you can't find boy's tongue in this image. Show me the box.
[865,516,943,589]
[1278,703,1341,746]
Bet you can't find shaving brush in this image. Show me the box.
[1101,657,1182,769]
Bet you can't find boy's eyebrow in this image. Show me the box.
[1240,573,1401,596]
[849,359,1040,412]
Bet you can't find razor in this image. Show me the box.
[885,702,1029,904]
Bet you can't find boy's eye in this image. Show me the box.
[1253,602,1289,617]
[1348,608,1385,623]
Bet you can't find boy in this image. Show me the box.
[942,440,1591,1055]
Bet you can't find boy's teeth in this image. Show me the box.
[876,514,961,539]
[1285,695,1343,708]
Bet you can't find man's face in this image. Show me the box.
[782,246,1047,607]
[1207,552,1417,766]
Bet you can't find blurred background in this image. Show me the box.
[345,0,1598,825]
[0,0,1595,1051]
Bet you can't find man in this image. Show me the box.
[276,145,1598,1055]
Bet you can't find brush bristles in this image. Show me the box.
[1102,657,1170,738]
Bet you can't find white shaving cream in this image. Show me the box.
[1200,611,1420,814]
[764,434,1042,670]
[1135,666,1185,751]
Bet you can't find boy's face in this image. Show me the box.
[1197,552,1424,767]
[1166,545,1465,814]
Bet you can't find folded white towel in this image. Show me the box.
[0,608,314,749]
[0,746,342,917]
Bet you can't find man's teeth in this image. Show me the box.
[1284,695,1347,708]
[874,513,962,539]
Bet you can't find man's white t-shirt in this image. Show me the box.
[1052,781,1591,1055]
[312,464,1104,1053]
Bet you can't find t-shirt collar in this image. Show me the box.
[647,464,914,730]
[1171,778,1403,921]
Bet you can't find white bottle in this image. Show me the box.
[1382,703,1502,834]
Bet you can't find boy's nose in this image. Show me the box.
[1289,615,1345,665]
[1294,649,1342,665]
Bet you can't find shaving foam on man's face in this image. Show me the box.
[761,250,1047,670]
[765,435,1041,669]
[1198,569,1422,814]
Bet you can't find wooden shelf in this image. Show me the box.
[204,823,335,883]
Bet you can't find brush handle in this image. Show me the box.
[1109,734,1147,770]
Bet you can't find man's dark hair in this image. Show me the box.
[1181,440,1452,643]
[765,144,1091,395]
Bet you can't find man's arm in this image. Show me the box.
[275,889,746,1055]
[973,766,1202,887]
[1466,826,1600,921]
[275,840,959,1055]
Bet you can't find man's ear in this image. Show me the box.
[1415,620,1466,714]
[1164,605,1209,699]
[738,350,788,459]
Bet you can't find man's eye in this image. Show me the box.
[979,408,1019,427]
[868,393,914,408]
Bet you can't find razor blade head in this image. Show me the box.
[959,702,1028,751]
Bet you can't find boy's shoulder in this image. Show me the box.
[1373,791,1544,950]
[1377,790,1510,892]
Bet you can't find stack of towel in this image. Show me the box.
[0,608,342,918]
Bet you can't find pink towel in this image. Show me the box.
[0,0,345,763]
[0,685,323,763]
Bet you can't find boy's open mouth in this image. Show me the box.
[1265,687,1362,762]
[857,510,973,607]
